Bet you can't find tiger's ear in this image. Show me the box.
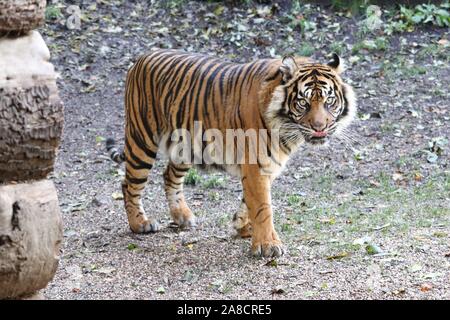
[327,53,345,74]
[280,56,298,83]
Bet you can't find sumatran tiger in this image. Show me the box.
[106,49,356,258]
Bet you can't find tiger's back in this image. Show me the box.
[126,50,278,135]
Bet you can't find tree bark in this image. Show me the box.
[0,180,62,299]
[0,0,46,36]
[0,31,64,183]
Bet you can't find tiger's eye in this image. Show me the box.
[326,97,335,104]
[298,99,307,107]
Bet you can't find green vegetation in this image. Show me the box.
[352,37,389,53]
[382,56,429,80]
[203,175,225,188]
[330,0,370,16]
[297,43,316,57]
[385,2,450,34]
[287,194,301,206]
[184,168,202,185]
[45,5,63,20]
[281,170,450,249]
[399,3,449,27]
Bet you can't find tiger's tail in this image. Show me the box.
[106,138,125,164]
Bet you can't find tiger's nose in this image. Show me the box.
[310,120,327,132]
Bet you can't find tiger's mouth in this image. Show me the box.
[305,135,328,145]
[304,130,329,145]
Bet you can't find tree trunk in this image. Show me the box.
[0,0,46,36]
[0,31,64,183]
[0,180,62,299]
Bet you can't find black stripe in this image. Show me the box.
[126,173,147,185]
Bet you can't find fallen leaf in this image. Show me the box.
[104,26,123,33]
[271,286,285,294]
[112,192,123,200]
[369,180,381,187]
[213,5,225,16]
[371,223,391,231]
[410,264,422,273]
[326,252,349,260]
[438,39,448,46]
[420,283,432,292]
[433,231,447,238]
[156,286,165,294]
[392,288,406,295]
[96,267,116,274]
[265,259,278,267]
[318,217,336,224]
[353,236,372,246]
[318,270,333,274]
[366,244,383,255]
[182,238,198,246]
[127,243,138,251]
[95,136,105,143]
[424,272,441,279]
[425,151,438,163]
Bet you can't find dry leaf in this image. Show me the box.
[271,286,285,294]
[112,192,123,200]
[420,283,432,292]
[326,252,349,260]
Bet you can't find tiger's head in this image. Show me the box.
[266,54,356,148]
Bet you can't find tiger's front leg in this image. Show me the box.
[241,165,285,258]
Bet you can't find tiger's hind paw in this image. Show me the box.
[232,206,252,238]
[170,206,197,229]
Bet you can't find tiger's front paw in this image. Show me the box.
[251,230,285,258]
[251,240,285,258]
[129,215,160,233]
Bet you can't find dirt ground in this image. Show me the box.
[40,1,449,299]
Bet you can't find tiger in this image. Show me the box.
[106,49,356,258]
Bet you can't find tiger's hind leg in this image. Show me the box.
[163,162,196,229]
[122,140,160,233]
[232,198,252,238]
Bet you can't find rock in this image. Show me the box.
[0,31,64,183]
[0,0,46,35]
[0,180,63,299]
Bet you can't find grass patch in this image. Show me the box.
[185,168,202,185]
[330,0,369,16]
[382,56,429,80]
[352,37,389,54]
[297,43,315,57]
[282,170,450,249]
[45,5,63,20]
[330,41,345,55]
[287,194,301,206]
[203,175,225,189]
